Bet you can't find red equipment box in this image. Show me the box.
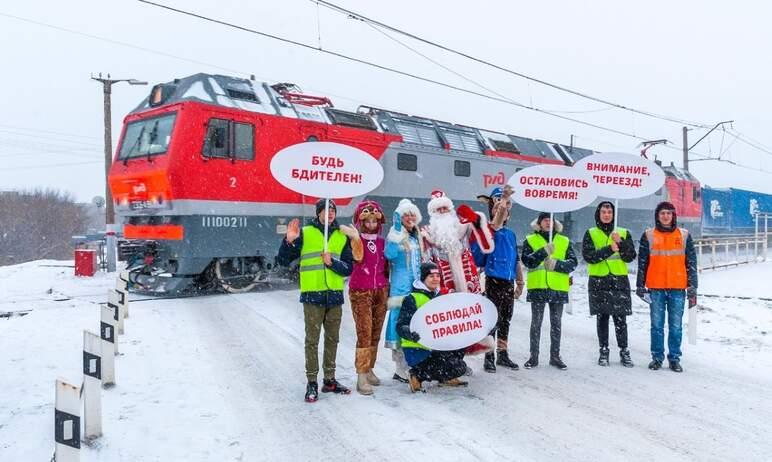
[74,249,97,277]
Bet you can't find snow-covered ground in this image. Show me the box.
[1,260,771,461]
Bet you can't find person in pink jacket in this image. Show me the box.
[345,200,390,395]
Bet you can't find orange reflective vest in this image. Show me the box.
[644,228,688,289]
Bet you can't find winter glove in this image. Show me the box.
[544,258,557,271]
[456,204,480,226]
[636,287,650,304]
[408,331,421,342]
[392,211,402,232]
[687,287,697,308]
[543,243,555,256]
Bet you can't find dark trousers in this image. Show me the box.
[529,302,563,358]
[597,314,628,349]
[411,350,467,383]
[485,276,515,348]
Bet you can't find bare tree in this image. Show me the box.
[0,189,89,265]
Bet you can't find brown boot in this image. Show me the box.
[357,373,373,395]
[355,347,370,375]
[439,377,468,387]
[408,373,423,393]
[366,347,380,385]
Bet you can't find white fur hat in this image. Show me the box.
[395,198,422,224]
[427,189,454,215]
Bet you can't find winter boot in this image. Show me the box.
[304,381,319,403]
[439,377,468,387]
[366,370,381,386]
[408,373,423,393]
[648,359,663,370]
[484,352,496,373]
[598,347,610,367]
[668,360,683,373]
[620,349,634,368]
[496,350,519,370]
[392,373,409,384]
[322,378,351,395]
[549,356,568,370]
[356,373,373,395]
[524,355,539,369]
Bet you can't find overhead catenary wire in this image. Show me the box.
[135,0,658,141]
[312,0,712,129]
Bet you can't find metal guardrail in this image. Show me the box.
[695,234,769,271]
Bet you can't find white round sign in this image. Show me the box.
[270,141,384,198]
[409,293,498,351]
[574,152,665,199]
[507,164,597,213]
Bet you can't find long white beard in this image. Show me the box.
[428,211,465,255]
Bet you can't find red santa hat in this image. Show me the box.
[427,189,454,215]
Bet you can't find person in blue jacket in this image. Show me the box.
[383,199,425,383]
[473,187,524,373]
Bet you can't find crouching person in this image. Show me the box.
[397,262,469,392]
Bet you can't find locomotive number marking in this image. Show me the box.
[229,177,237,188]
[202,216,248,228]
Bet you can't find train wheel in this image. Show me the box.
[215,257,258,293]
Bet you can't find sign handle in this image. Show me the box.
[549,212,554,244]
[323,198,329,253]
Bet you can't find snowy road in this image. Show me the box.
[2,261,772,461]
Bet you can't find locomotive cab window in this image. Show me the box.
[454,160,471,177]
[397,153,417,171]
[118,113,177,160]
[203,118,254,160]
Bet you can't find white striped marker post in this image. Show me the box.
[54,379,81,461]
[108,290,125,336]
[100,305,116,387]
[116,272,129,318]
[82,330,102,440]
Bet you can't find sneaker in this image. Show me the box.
[598,347,610,367]
[484,352,496,373]
[549,357,568,370]
[523,357,539,369]
[496,350,519,370]
[648,359,663,370]
[321,378,351,394]
[620,349,634,368]
[439,377,468,387]
[408,374,423,393]
[668,360,683,373]
[392,373,409,384]
[304,381,319,403]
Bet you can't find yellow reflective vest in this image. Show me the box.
[587,227,629,277]
[299,225,347,293]
[525,233,570,292]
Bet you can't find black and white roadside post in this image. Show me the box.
[54,379,81,461]
[117,271,129,318]
[82,330,102,440]
[108,289,126,336]
[100,305,116,387]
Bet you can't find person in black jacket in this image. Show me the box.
[581,201,637,367]
[520,213,578,370]
[277,199,355,402]
[397,262,469,392]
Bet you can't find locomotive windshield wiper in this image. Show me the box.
[146,120,159,163]
[124,125,146,165]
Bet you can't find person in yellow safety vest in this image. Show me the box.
[520,212,578,370]
[581,201,637,368]
[396,262,469,393]
[277,199,356,403]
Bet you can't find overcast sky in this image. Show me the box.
[2,0,772,202]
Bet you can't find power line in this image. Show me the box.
[0,160,102,171]
[0,124,101,140]
[136,0,657,141]
[313,0,712,129]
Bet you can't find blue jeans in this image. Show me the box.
[649,289,686,362]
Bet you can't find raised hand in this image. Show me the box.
[286,218,300,243]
